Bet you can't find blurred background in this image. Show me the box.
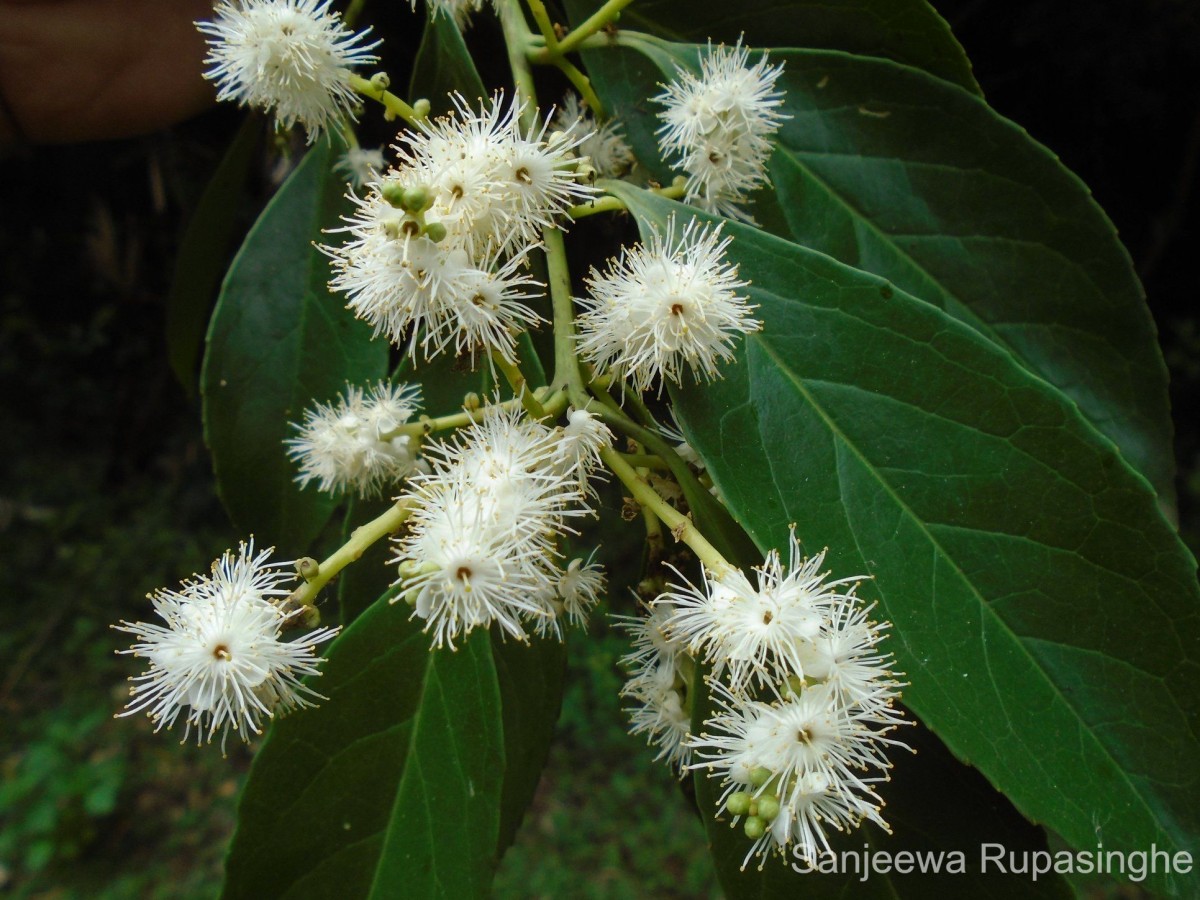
[1,1,1197,896]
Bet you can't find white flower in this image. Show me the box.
[551,407,612,492]
[576,215,760,393]
[623,657,694,772]
[114,541,338,751]
[286,381,423,496]
[659,537,869,692]
[688,678,905,868]
[615,601,686,671]
[336,146,386,188]
[198,0,380,142]
[393,406,595,647]
[655,39,786,220]
[322,94,599,366]
[557,553,606,626]
[394,93,598,257]
[396,485,560,647]
[553,93,635,179]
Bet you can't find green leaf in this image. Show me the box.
[491,633,565,857]
[409,8,487,112]
[223,601,504,900]
[201,141,387,552]
[563,0,978,94]
[589,39,1175,508]
[610,184,1200,897]
[166,114,261,399]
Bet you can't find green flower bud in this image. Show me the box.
[369,71,391,91]
[749,767,773,788]
[743,816,766,840]
[401,186,429,212]
[382,182,406,207]
[725,792,752,816]
[423,221,447,243]
[413,98,432,118]
[756,795,781,821]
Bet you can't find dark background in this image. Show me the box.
[1,1,1196,895]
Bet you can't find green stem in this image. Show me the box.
[524,0,560,53]
[620,452,670,470]
[493,352,548,418]
[349,74,422,126]
[566,181,687,219]
[343,0,368,27]
[543,0,636,59]
[544,228,586,399]
[500,0,540,128]
[552,57,606,118]
[382,389,569,443]
[584,382,713,515]
[290,499,414,607]
[601,446,730,574]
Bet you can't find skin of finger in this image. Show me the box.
[0,0,218,144]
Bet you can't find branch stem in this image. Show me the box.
[290,499,415,607]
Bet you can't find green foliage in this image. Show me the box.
[166,114,262,399]
[187,1,1199,898]
[611,182,1200,897]
[585,36,1176,504]
[201,139,389,553]
[222,597,564,899]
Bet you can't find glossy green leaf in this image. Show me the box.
[590,39,1175,505]
[563,0,978,94]
[610,184,1200,897]
[222,600,505,899]
[201,141,387,552]
[409,8,487,112]
[491,632,565,856]
[166,114,261,399]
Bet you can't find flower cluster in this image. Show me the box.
[655,39,786,220]
[287,381,424,496]
[553,93,636,179]
[393,406,611,647]
[618,604,693,772]
[324,94,596,365]
[336,146,387,188]
[198,0,379,142]
[115,542,338,752]
[576,215,760,393]
[622,530,907,868]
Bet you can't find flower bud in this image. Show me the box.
[725,791,752,816]
[743,816,766,839]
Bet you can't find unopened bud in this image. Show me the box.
[726,792,752,816]
[382,182,406,207]
[370,71,391,91]
[413,98,432,118]
[463,392,482,411]
[401,186,429,212]
[743,816,766,840]
[756,795,781,821]
[423,221,447,243]
[748,767,773,788]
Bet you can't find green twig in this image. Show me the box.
[289,499,415,607]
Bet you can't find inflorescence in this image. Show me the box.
[115,1,910,870]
